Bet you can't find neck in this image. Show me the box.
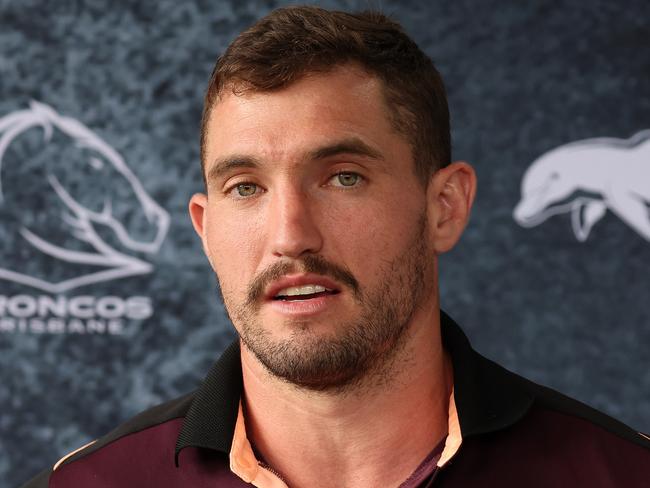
[240,304,452,488]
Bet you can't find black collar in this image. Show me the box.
[440,311,533,437]
[175,340,242,465]
[175,311,534,463]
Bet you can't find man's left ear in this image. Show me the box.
[426,161,477,253]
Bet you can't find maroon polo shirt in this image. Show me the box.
[22,312,650,487]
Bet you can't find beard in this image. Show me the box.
[222,214,431,392]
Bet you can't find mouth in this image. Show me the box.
[272,284,340,301]
[265,274,342,303]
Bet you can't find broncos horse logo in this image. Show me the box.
[0,101,170,293]
[513,130,650,242]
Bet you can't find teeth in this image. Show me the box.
[276,285,328,297]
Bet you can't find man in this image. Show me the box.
[22,6,649,488]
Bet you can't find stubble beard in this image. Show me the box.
[223,215,431,393]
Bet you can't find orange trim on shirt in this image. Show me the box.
[53,440,97,471]
[437,388,462,467]
[230,402,288,488]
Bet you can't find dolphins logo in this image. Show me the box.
[513,130,650,242]
[0,101,170,293]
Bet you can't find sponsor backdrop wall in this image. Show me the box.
[2,0,648,485]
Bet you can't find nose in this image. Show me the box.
[267,185,323,258]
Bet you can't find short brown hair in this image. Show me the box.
[200,6,450,183]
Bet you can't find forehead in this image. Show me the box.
[203,65,408,173]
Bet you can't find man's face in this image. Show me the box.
[191,64,438,390]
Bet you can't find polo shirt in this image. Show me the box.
[21,311,650,487]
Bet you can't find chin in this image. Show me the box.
[240,317,402,392]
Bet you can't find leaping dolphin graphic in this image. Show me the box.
[513,130,650,242]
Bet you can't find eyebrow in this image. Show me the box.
[308,137,385,162]
[206,137,384,183]
[207,155,262,183]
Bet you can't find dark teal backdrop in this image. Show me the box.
[1,1,648,486]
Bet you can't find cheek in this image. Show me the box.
[322,196,425,269]
[204,209,264,295]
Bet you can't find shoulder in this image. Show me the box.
[504,362,650,450]
[444,353,650,486]
[441,312,650,478]
[19,392,196,488]
[486,358,650,484]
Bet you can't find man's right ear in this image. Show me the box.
[189,193,208,237]
[188,193,217,269]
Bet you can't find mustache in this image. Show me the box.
[246,255,360,306]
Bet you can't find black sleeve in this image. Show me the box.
[18,468,50,488]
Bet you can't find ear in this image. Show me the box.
[426,161,477,253]
[189,193,208,236]
[188,193,214,266]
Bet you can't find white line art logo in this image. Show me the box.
[513,130,650,242]
[0,101,170,293]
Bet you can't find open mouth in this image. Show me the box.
[272,285,340,301]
